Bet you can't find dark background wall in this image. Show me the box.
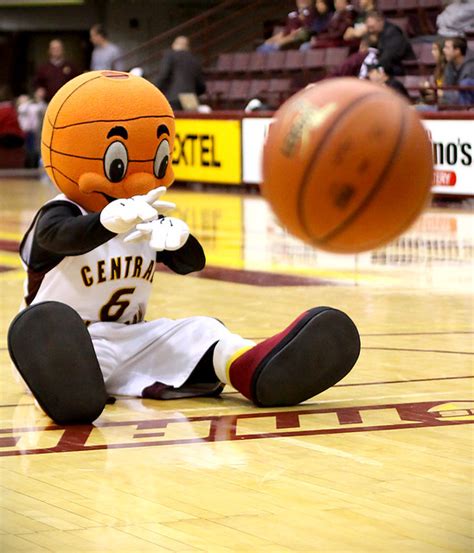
[0,0,220,95]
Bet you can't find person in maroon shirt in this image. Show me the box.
[309,0,356,48]
[257,0,315,52]
[34,39,80,102]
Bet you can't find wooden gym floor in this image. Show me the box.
[0,178,473,552]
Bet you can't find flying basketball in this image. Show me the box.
[261,77,433,253]
[41,70,175,212]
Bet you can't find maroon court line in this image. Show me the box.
[362,346,473,355]
[362,331,474,336]
[0,240,19,253]
[1,374,472,409]
[244,343,473,355]
[248,331,474,341]
[222,374,474,394]
[0,239,335,287]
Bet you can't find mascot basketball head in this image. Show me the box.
[41,70,175,212]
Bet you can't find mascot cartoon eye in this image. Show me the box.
[154,140,170,179]
[104,141,128,182]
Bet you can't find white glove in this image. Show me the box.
[124,217,190,251]
[100,187,175,234]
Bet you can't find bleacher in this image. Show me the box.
[198,0,473,111]
[110,0,473,112]
[202,47,350,108]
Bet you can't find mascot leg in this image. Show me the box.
[8,301,107,425]
[214,307,360,407]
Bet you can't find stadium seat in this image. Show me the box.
[248,78,269,99]
[203,79,231,107]
[247,52,267,74]
[399,75,423,100]
[418,42,436,68]
[213,53,235,75]
[325,47,350,69]
[387,17,410,35]
[403,42,424,74]
[303,48,326,81]
[232,52,251,74]
[265,51,287,74]
[397,0,418,12]
[419,0,442,7]
[378,0,398,14]
[284,50,305,73]
[268,77,292,98]
[228,79,251,102]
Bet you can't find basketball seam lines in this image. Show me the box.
[318,103,408,244]
[49,74,102,187]
[296,92,395,244]
[49,165,79,185]
[52,114,175,130]
[42,141,154,163]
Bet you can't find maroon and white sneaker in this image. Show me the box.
[228,307,360,407]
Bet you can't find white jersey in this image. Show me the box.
[21,194,157,325]
[18,194,247,397]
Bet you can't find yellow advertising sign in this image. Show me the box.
[172,119,242,184]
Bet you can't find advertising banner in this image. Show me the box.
[242,117,474,195]
[173,119,241,184]
[424,120,473,195]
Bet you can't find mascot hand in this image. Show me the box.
[124,217,190,251]
[100,188,174,234]
[140,187,176,215]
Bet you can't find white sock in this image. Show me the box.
[213,334,255,384]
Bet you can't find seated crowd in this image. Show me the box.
[205,0,473,111]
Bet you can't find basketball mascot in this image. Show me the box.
[8,71,360,425]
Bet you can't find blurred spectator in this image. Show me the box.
[90,24,123,71]
[419,39,446,105]
[300,0,335,51]
[343,0,376,41]
[33,39,80,102]
[359,35,379,78]
[328,35,378,76]
[0,87,26,169]
[367,64,410,98]
[155,36,206,111]
[437,0,474,38]
[308,0,356,49]
[16,91,47,168]
[365,11,415,75]
[257,0,314,52]
[244,97,271,112]
[442,36,474,105]
[0,99,24,149]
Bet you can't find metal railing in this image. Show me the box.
[112,0,294,81]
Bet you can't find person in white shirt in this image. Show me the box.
[90,24,122,71]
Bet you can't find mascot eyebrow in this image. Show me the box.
[157,124,169,138]
[107,126,128,140]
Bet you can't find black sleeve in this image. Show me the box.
[21,201,116,273]
[155,234,206,274]
[35,201,116,255]
[379,28,410,70]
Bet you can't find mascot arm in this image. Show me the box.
[36,201,116,256]
[156,234,205,275]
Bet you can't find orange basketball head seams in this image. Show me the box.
[262,78,433,253]
[41,70,175,212]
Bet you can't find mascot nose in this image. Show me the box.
[78,171,159,199]
[122,172,158,196]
